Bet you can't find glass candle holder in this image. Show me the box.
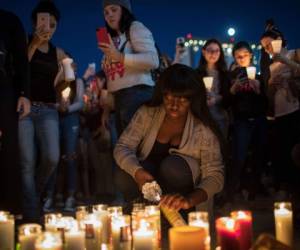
[45,213,63,232]
[76,206,89,222]
[216,217,240,250]
[0,211,14,250]
[145,205,161,249]
[64,221,85,250]
[188,211,210,249]
[35,232,63,250]
[83,213,102,250]
[108,206,123,218]
[18,223,42,250]
[231,210,253,250]
[274,202,293,247]
[133,216,156,250]
[92,204,110,244]
[111,214,132,250]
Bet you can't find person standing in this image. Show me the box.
[99,0,159,136]
[0,9,30,214]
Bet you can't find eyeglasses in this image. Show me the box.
[205,49,220,54]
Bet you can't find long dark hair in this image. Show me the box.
[147,64,226,156]
[197,39,227,73]
[106,6,136,38]
[197,39,230,109]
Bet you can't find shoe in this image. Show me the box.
[43,197,54,213]
[55,193,65,208]
[64,196,76,212]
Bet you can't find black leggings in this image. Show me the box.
[114,155,194,203]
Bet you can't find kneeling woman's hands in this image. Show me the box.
[159,194,191,211]
[134,168,155,191]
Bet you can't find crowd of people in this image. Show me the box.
[0,0,300,225]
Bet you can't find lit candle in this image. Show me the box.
[62,87,71,102]
[83,213,102,250]
[45,213,62,232]
[18,223,42,250]
[231,211,253,250]
[145,205,161,249]
[216,217,240,250]
[188,212,210,250]
[76,206,89,228]
[0,211,14,250]
[35,232,63,250]
[64,221,85,250]
[133,219,155,250]
[111,215,131,250]
[203,77,214,91]
[92,204,110,244]
[274,202,293,247]
[169,226,206,250]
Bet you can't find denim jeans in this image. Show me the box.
[230,116,267,194]
[19,105,60,220]
[114,85,153,136]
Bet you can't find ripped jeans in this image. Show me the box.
[46,112,80,196]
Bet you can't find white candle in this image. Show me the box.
[92,205,110,244]
[84,214,102,250]
[246,66,256,80]
[271,39,282,54]
[145,206,161,249]
[45,213,62,232]
[133,219,155,250]
[274,202,293,246]
[62,87,71,102]
[0,211,14,250]
[65,227,85,250]
[203,77,214,91]
[35,232,63,250]
[111,215,131,250]
[62,58,75,82]
[188,212,210,250]
[19,223,42,250]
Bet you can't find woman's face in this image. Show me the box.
[261,36,278,55]
[35,14,57,41]
[202,43,221,65]
[163,92,191,119]
[234,48,252,67]
[103,4,122,31]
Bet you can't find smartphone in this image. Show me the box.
[96,27,110,44]
[176,37,185,48]
[37,12,50,31]
[237,67,249,85]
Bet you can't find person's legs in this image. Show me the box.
[114,86,153,136]
[18,108,39,221]
[157,155,194,195]
[35,107,60,209]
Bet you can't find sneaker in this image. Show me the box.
[43,197,54,213]
[64,196,76,212]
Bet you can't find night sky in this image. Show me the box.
[2,0,300,75]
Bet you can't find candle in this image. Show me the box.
[133,219,155,250]
[216,217,240,250]
[35,232,63,250]
[19,224,42,250]
[188,212,210,250]
[76,206,89,228]
[83,213,102,250]
[203,77,214,91]
[169,226,206,250]
[0,211,14,250]
[62,87,71,102]
[246,67,256,80]
[62,58,75,82]
[45,213,62,232]
[274,202,293,247]
[145,205,161,249]
[231,211,253,250]
[111,215,131,250]
[64,222,85,250]
[55,216,77,243]
[92,204,110,244]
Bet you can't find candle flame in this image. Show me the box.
[0,212,8,222]
[237,211,247,219]
[62,87,71,99]
[225,218,235,230]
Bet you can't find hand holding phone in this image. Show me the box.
[37,12,50,32]
[96,27,110,44]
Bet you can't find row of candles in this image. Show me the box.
[0,202,293,250]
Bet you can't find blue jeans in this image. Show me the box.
[231,116,267,193]
[114,85,153,136]
[19,105,60,220]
